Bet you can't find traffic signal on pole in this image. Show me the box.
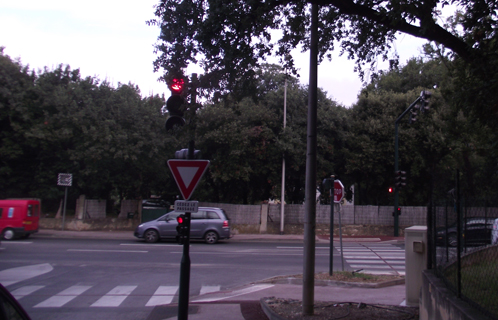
[420,90,431,113]
[393,207,401,216]
[388,187,393,193]
[165,78,187,131]
[395,170,406,189]
[175,148,202,159]
[176,214,188,244]
[409,105,419,124]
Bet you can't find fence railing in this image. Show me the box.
[431,199,498,320]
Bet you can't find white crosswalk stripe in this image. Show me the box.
[337,244,405,275]
[91,285,138,307]
[11,285,45,299]
[34,285,92,308]
[11,284,226,309]
[145,286,178,306]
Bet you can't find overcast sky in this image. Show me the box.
[0,0,427,107]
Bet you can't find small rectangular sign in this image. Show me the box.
[174,200,199,213]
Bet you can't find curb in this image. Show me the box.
[258,276,405,288]
[260,297,288,320]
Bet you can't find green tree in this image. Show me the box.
[148,1,495,98]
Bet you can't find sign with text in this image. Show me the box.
[57,173,73,187]
[174,200,199,213]
[168,160,210,200]
[334,180,344,203]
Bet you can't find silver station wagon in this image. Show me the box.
[134,207,231,244]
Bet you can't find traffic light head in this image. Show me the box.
[388,187,393,193]
[395,170,407,189]
[177,214,185,225]
[175,148,202,159]
[169,78,185,94]
[165,78,187,131]
[176,214,188,244]
[420,90,431,113]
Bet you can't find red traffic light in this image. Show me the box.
[177,215,184,224]
[169,78,184,94]
[388,187,393,193]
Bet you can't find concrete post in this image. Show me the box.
[260,204,268,234]
[405,226,428,307]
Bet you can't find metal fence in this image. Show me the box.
[431,198,498,320]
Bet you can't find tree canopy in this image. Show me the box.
[148,0,497,96]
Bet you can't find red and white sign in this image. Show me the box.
[168,160,210,200]
[334,180,344,203]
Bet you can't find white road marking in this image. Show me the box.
[91,285,137,307]
[67,249,147,253]
[145,286,178,306]
[11,285,45,299]
[199,285,221,295]
[0,263,53,286]
[34,285,92,308]
[192,284,274,302]
[120,243,178,247]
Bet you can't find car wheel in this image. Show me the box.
[447,233,457,247]
[144,229,159,243]
[204,231,219,244]
[2,228,15,240]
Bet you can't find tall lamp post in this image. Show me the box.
[280,78,287,235]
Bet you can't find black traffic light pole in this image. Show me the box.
[177,76,198,320]
[394,92,429,236]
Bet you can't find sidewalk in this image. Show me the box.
[146,281,406,320]
[34,229,407,319]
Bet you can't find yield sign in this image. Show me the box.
[167,160,210,200]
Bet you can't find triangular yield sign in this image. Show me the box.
[167,160,210,200]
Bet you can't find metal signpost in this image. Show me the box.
[57,173,72,231]
[334,180,345,272]
[168,159,209,320]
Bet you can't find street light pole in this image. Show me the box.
[280,78,287,235]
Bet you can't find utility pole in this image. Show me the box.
[280,78,287,235]
[302,3,318,316]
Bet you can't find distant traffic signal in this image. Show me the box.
[395,170,406,189]
[393,207,401,216]
[420,90,431,113]
[388,187,393,193]
[165,78,187,131]
[175,148,202,159]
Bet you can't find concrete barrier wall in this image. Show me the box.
[46,200,427,234]
[420,270,491,320]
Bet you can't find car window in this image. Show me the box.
[191,211,206,220]
[221,209,230,220]
[207,211,220,219]
[159,212,180,221]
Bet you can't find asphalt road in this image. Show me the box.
[0,235,405,320]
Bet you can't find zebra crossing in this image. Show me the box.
[336,244,405,275]
[8,283,222,309]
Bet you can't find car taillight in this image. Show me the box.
[223,220,229,228]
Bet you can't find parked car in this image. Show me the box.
[0,199,40,240]
[492,218,498,245]
[134,207,231,244]
[436,217,495,247]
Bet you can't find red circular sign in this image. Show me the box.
[334,180,344,203]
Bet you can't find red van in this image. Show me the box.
[0,199,40,240]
